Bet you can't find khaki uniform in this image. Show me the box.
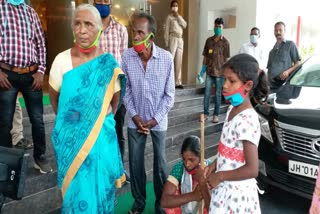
[164,14,187,85]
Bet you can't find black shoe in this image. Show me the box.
[14,138,33,150]
[175,85,184,89]
[34,155,53,174]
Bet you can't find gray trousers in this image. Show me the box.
[128,128,167,214]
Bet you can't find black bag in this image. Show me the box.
[0,146,29,200]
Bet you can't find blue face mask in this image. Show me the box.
[7,0,24,5]
[223,83,248,106]
[95,4,110,18]
[250,35,258,44]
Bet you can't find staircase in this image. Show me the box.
[1,86,227,214]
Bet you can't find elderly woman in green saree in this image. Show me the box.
[48,4,126,213]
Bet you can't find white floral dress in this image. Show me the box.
[209,107,261,214]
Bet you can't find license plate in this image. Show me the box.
[288,160,318,179]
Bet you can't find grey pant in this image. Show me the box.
[10,99,24,145]
[128,128,167,214]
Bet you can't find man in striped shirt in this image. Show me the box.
[94,0,129,182]
[95,0,128,64]
[122,12,175,214]
[0,0,51,174]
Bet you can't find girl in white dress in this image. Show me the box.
[204,54,269,214]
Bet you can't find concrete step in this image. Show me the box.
[3,130,219,214]
[3,123,223,213]
[35,93,209,117]
[173,86,204,96]
[45,208,61,214]
[19,87,204,116]
[12,114,225,198]
[38,112,225,164]
[22,102,227,156]
[21,87,205,121]
[6,87,227,213]
[121,105,226,141]
[26,111,225,161]
[168,104,228,127]
[116,132,221,198]
[23,95,224,138]
[1,187,62,214]
[24,169,58,198]
[172,94,208,110]
[146,131,220,175]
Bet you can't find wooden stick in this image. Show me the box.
[200,114,205,168]
[199,114,205,214]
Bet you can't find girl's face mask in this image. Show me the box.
[132,32,154,53]
[223,83,249,107]
[7,0,24,5]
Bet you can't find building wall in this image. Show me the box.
[256,0,299,55]
[182,0,200,85]
[46,1,75,72]
[256,0,320,60]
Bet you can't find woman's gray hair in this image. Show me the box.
[72,4,102,30]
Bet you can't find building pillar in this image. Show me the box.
[182,0,201,85]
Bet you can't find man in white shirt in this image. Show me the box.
[239,27,266,70]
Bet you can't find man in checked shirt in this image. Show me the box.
[122,12,175,214]
[93,0,130,182]
[0,0,52,174]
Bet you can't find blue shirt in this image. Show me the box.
[122,43,175,131]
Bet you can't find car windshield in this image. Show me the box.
[289,55,320,87]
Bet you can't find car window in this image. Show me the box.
[289,56,320,87]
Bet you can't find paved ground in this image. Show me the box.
[260,186,310,214]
